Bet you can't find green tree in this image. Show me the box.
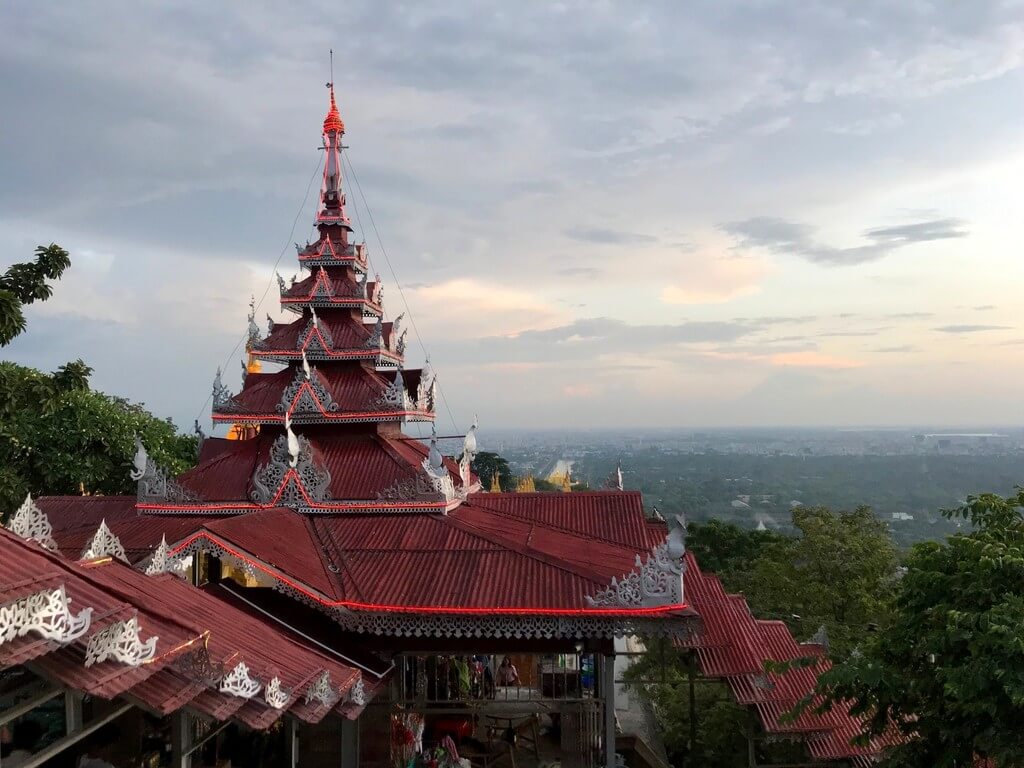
[0,362,197,514]
[739,505,899,655]
[470,451,514,491]
[813,491,1024,767]
[687,519,785,577]
[0,244,71,345]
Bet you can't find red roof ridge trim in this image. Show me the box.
[169,531,688,617]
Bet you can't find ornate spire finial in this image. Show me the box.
[285,415,300,469]
[463,415,479,459]
[323,83,345,135]
[302,348,312,380]
[428,424,443,471]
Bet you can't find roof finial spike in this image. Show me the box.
[285,414,300,469]
[323,67,345,135]
[302,348,312,380]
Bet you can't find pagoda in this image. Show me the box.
[171,85,463,517]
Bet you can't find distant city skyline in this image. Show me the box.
[2,2,1022,430]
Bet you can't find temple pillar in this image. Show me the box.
[285,716,299,768]
[170,710,191,768]
[601,653,616,768]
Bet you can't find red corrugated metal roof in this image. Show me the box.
[37,496,204,563]
[0,528,370,727]
[187,494,678,613]
[216,364,429,419]
[175,429,458,504]
[680,551,888,762]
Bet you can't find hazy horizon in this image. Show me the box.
[2,2,1022,432]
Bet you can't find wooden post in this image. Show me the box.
[341,716,359,767]
[602,653,616,768]
[747,708,757,768]
[171,710,191,768]
[687,651,697,756]
[64,690,83,734]
[285,716,299,768]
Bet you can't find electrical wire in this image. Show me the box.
[341,149,461,437]
[192,153,324,426]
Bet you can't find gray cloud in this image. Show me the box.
[722,215,968,266]
[874,345,915,354]
[1,1,1022,429]
[935,324,1013,334]
[973,304,997,311]
[885,312,934,319]
[864,219,968,243]
[563,227,658,245]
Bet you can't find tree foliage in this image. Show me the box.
[0,244,71,346]
[814,491,1024,767]
[470,451,514,491]
[0,361,197,514]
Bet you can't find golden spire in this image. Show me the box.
[489,472,502,493]
[515,475,536,493]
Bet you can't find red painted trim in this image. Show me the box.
[253,349,400,360]
[211,410,430,423]
[168,531,689,618]
[137,499,448,512]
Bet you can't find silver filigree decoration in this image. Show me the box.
[212,367,233,408]
[584,514,687,609]
[81,519,128,563]
[144,536,190,576]
[276,272,287,296]
[245,296,261,350]
[8,494,57,551]
[249,430,332,507]
[356,272,367,298]
[416,359,435,411]
[420,426,456,503]
[313,268,333,299]
[396,329,408,357]
[0,586,93,647]
[220,661,262,699]
[276,366,339,416]
[377,472,449,503]
[371,273,383,305]
[463,415,478,460]
[375,368,413,411]
[392,313,404,342]
[304,671,338,707]
[132,437,199,505]
[265,677,290,709]
[605,461,624,491]
[347,675,366,706]
[650,506,666,523]
[266,313,275,337]
[364,315,384,349]
[84,616,158,667]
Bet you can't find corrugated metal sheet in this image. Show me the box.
[37,497,205,565]
[207,508,342,600]
[0,528,366,727]
[680,551,889,762]
[465,491,659,550]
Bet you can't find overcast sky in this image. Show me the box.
[2,1,1023,431]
